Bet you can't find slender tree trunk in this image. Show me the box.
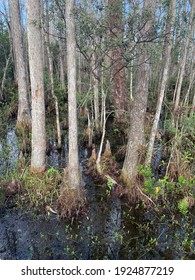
[96,96,106,175]
[146,0,176,166]
[184,72,195,106]
[57,8,66,90]
[190,90,195,116]
[1,51,11,93]
[100,65,106,130]
[97,63,107,173]
[183,41,195,106]
[174,0,195,113]
[59,38,66,90]
[66,0,80,189]
[129,62,133,101]
[108,0,127,121]
[91,52,100,130]
[9,0,31,126]
[45,0,62,149]
[3,0,16,82]
[26,0,46,172]
[77,51,82,94]
[121,0,156,186]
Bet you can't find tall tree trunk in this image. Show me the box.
[66,0,80,189]
[45,0,62,149]
[91,51,100,130]
[108,0,127,121]
[57,8,66,90]
[173,0,195,113]
[121,0,156,186]
[146,0,176,166]
[9,0,31,126]
[59,38,66,90]
[183,40,195,106]
[26,0,46,172]
[3,0,17,82]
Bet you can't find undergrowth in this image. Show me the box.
[0,166,86,219]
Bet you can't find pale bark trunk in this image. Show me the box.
[40,0,45,68]
[146,0,176,166]
[77,23,82,94]
[129,62,133,101]
[59,38,66,90]
[26,0,46,172]
[87,108,93,147]
[121,0,156,185]
[9,0,31,126]
[46,43,62,149]
[174,0,195,112]
[184,72,195,106]
[100,65,106,130]
[183,41,195,106]
[1,51,11,93]
[45,0,62,149]
[66,0,80,189]
[190,91,195,116]
[91,52,100,130]
[96,90,106,175]
[3,0,17,81]
[57,8,66,90]
[109,0,127,121]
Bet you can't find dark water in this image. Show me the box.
[0,126,195,260]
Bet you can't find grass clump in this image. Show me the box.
[1,165,86,220]
[15,167,61,212]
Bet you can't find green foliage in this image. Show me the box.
[113,231,123,245]
[139,164,158,198]
[8,167,62,210]
[176,176,195,197]
[178,198,189,216]
[138,164,195,203]
[46,166,60,178]
[106,177,113,195]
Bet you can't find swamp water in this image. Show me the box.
[0,126,195,260]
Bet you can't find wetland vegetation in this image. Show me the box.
[0,0,195,260]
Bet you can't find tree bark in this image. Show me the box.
[26,0,46,172]
[121,0,156,186]
[91,51,100,130]
[146,0,176,166]
[57,8,66,90]
[45,0,62,149]
[9,0,31,126]
[66,0,80,189]
[183,40,195,106]
[108,0,127,121]
[1,51,11,93]
[190,90,195,116]
[59,38,66,90]
[173,0,195,113]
